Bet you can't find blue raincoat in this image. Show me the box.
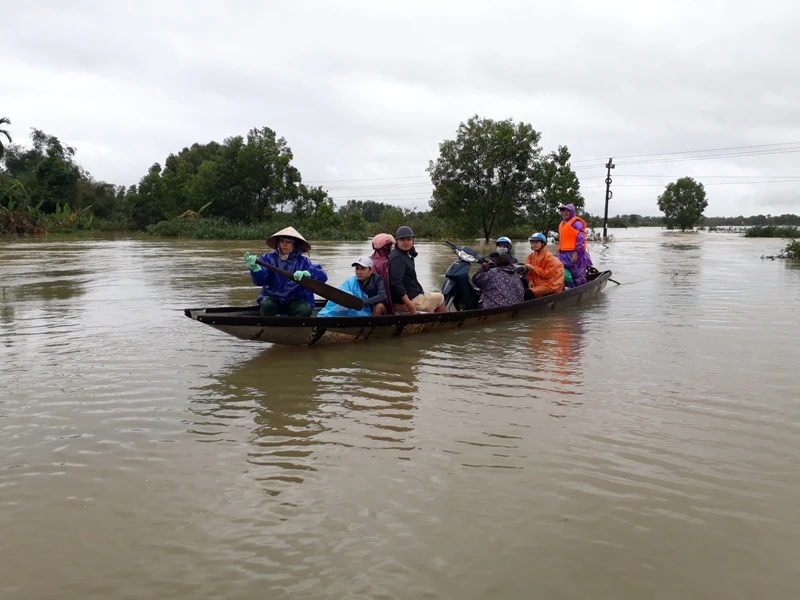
[317,276,372,318]
[250,249,328,305]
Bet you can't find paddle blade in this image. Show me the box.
[254,258,365,311]
[300,277,365,310]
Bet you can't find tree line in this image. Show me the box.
[0,114,589,239]
[2,114,798,239]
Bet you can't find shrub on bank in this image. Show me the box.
[0,208,48,236]
[783,240,800,259]
[745,225,800,238]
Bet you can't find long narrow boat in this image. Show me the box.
[184,270,612,346]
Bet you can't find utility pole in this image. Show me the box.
[602,157,615,240]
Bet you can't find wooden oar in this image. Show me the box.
[255,259,364,311]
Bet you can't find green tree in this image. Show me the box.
[307,200,341,231]
[129,163,167,229]
[2,129,82,213]
[340,199,391,223]
[0,117,11,159]
[428,115,542,242]
[526,145,584,236]
[129,127,305,227]
[657,177,708,231]
[292,184,332,220]
[235,127,300,220]
[338,206,368,233]
[378,205,405,235]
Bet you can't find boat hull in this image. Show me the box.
[185,271,611,346]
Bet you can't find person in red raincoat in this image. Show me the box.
[370,233,395,314]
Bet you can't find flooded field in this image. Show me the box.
[1,229,799,599]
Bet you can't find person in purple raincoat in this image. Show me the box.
[557,203,593,287]
[471,254,525,309]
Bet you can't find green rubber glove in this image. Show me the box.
[244,252,261,272]
[564,268,573,284]
[293,270,311,281]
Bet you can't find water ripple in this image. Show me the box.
[2,233,800,598]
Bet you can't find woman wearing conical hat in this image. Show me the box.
[243,226,328,317]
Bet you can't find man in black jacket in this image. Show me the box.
[388,226,446,314]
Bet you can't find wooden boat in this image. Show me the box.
[184,270,612,346]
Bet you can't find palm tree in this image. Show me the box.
[0,117,11,159]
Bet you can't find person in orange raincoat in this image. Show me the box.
[524,232,565,298]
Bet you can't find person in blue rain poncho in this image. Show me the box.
[243,226,328,317]
[317,256,388,318]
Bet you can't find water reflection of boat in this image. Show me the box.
[525,314,587,418]
[188,343,422,496]
[184,271,612,346]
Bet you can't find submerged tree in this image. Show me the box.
[428,115,542,242]
[657,177,708,231]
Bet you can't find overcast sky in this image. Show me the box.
[4,0,800,217]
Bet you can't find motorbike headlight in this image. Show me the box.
[457,250,476,262]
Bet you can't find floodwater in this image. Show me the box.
[1,229,799,600]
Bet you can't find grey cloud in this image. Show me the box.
[2,0,800,216]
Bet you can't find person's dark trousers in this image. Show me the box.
[259,297,313,317]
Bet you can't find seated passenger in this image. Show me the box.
[524,232,565,298]
[369,233,395,314]
[244,226,327,317]
[494,236,519,263]
[471,253,525,309]
[389,225,445,313]
[317,256,388,317]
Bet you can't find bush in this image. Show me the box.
[783,240,800,259]
[0,208,48,236]
[586,230,615,243]
[745,225,800,238]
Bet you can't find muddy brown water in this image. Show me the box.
[1,230,799,599]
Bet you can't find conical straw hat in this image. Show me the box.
[266,226,311,253]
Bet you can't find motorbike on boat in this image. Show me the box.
[440,241,526,312]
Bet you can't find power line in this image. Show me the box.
[333,178,800,200]
[304,174,429,184]
[589,179,800,188]
[615,147,800,166]
[327,177,800,198]
[310,141,800,187]
[325,172,800,194]
[328,192,433,199]
[570,141,800,164]
[320,182,432,190]
[572,146,800,171]
[599,174,800,179]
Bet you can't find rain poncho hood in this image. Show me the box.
[560,204,576,220]
[370,243,394,314]
[372,233,395,250]
[250,248,327,305]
